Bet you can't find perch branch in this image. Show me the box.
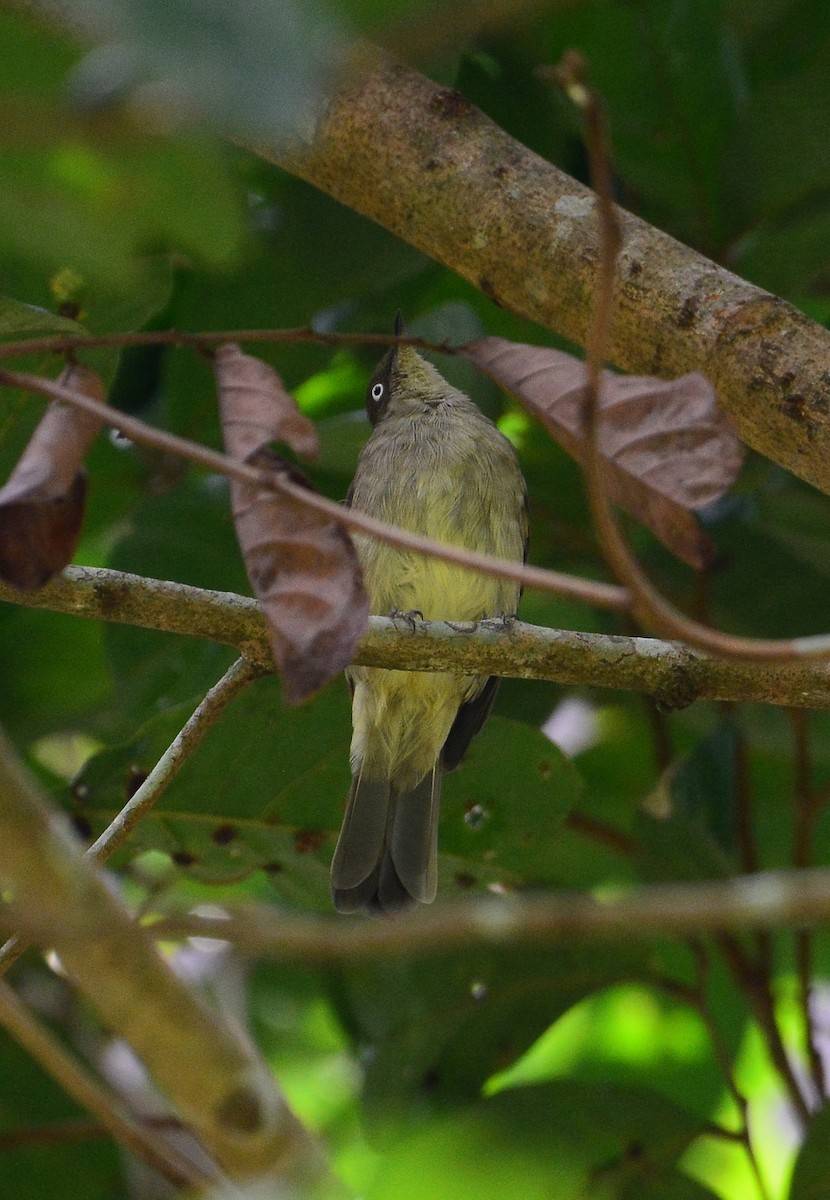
[4,567,830,708]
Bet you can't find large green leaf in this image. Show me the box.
[69,666,580,908]
[366,1080,715,1199]
[634,721,738,885]
[789,1101,830,1200]
[0,295,85,342]
[330,939,648,1128]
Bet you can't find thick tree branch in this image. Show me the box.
[0,727,336,1190]
[262,49,830,496]
[5,566,830,708]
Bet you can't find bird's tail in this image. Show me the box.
[331,764,441,915]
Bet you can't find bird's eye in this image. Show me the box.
[371,383,384,402]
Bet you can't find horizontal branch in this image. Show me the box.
[263,49,830,497]
[149,868,830,961]
[5,566,830,708]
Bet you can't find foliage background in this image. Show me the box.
[3,0,830,1197]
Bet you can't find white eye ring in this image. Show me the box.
[371,383,384,402]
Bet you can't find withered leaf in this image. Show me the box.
[462,337,745,568]
[214,342,319,462]
[216,348,368,704]
[0,362,106,590]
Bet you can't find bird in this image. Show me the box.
[331,315,528,916]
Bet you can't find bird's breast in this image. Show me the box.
[350,406,525,621]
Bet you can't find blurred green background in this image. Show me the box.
[2,1,830,1197]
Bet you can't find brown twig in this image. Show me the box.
[564,810,635,859]
[557,42,813,1147]
[0,365,629,613]
[686,942,772,1200]
[716,933,813,1128]
[0,324,450,362]
[789,708,827,1100]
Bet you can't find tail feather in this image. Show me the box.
[331,765,441,915]
[331,769,390,894]
[389,766,440,904]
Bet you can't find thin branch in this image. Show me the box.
[10,356,830,663]
[686,942,772,1200]
[0,1118,106,1151]
[789,708,828,1100]
[0,365,629,613]
[146,868,830,960]
[88,656,264,861]
[8,568,830,708]
[561,47,814,1137]
[0,978,209,1190]
[716,933,814,1129]
[0,656,263,979]
[0,323,450,363]
[564,810,635,858]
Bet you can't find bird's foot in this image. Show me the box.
[479,612,518,632]
[390,607,424,631]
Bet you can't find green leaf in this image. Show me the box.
[635,721,738,883]
[366,1080,711,1199]
[534,0,742,248]
[0,295,85,341]
[332,942,648,1128]
[437,719,579,890]
[726,60,830,224]
[789,1101,830,1200]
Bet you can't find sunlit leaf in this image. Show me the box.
[364,1078,709,1197]
[333,946,649,1127]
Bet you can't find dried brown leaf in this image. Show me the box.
[214,342,319,463]
[0,362,106,590]
[217,350,367,703]
[463,337,745,568]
